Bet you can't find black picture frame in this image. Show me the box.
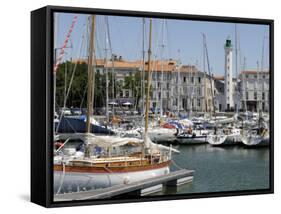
[31,5,274,208]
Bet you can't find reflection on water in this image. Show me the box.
[155,144,269,195]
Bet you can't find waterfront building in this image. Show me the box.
[92,57,215,113]
[239,70,270,112]
[74,57,269,113]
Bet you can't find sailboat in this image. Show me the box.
[54,16,177,194]
[241,36,270,147]
[207,28,242,146]
[241,124,269,147]
[144,20,177,143]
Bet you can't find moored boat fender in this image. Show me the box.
[123,176,130,184]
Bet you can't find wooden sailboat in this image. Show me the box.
[54,16,175,194]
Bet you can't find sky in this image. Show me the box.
[54,12,270,76]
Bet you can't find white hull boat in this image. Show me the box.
[54,164,170,194]
[147,127,177,143]
[241,128,269,147]
[176,130,209,144]
[207,128,242,146]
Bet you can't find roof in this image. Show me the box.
[214,75,224,81]
[73,58,199,73]
[240,70,269,75]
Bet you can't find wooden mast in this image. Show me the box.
[144,18,153,145]
[85,15,96,157]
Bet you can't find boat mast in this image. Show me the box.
[202,33,208,113]
[260,35,265,114]
[234,24,239,115]
[141,18,146,116]
[160,20,165,117]
[177,49,181,116]
[242,57,248,120]
[256,60,260,114]
[85,15,96,158]
[144,18,153,145]
[104,17,109,123]
[203,33,216,119]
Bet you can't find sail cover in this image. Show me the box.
[56,133,179,153]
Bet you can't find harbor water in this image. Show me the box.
[155,144,269,195]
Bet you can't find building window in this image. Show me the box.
[167,83,170,89]
[119,91,123,97]
[198,77,201,84]
[254,75,257,79]
[125,90,129,98]
[191,77,194,84]
[262,92,265,100]
[246,74,249,78]
[263,75,266,79]
[254,92,257,100]
[197,99,201,107]
[246,92,249,100]
[197,88,201,96]
[183,76,186,83]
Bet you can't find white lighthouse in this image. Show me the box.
[224,37,234,111]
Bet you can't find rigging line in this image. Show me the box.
[114,17,130,59]
[80,83,88,110]
[56,24,87,133]
[203,34,216,120]
[165,20,172,60]
[171,159,184,170]
[64,29,86,104]
[65,117,79,133]
[128,19,142,61]
[237,26,245,112]
[105,16,116,101]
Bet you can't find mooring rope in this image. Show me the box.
[171,159,184,170]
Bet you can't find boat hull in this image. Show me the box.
[176,135,207,144]
[148,129,177,143]
[54,164,170,194]
[241,135,269,147]
[207,134,241,146]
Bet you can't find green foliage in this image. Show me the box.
[55,62,143,109]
